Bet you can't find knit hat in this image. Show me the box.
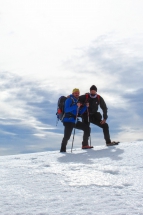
[90,85,97,91]
[72,88,80,93]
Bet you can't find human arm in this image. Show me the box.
[99,96,108,120]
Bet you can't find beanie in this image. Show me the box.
[90,85,97,91]
[72,88,80,93]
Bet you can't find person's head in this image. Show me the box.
[90,85,97,96]
[72,88,80,98]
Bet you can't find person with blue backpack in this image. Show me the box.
[60,88,93,152]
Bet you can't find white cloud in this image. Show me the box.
[1,0,143,82]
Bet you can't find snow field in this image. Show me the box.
[0,142,143,215]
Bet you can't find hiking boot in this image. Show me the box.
[106,141,119,146]
[60,145,66,152]
[60,150,66,153]
[60,139,67,152]
[82,145,94,149]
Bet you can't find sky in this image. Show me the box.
[0,0,143,155]
[0,141,143,214]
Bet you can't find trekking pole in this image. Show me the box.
[87,107,91,146]
[71,107,79,153]
[56,118,59,126]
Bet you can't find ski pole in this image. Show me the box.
[87,107,91,146]
[71,107,79,153]
[56,116,59,126]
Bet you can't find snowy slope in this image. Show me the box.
[0,142,143,215]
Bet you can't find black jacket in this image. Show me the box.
[79,93,108,120]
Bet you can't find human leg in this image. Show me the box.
[60,122,74,152]
[90,117,111,143]
[75,121,90,146]
[82,114,90,126]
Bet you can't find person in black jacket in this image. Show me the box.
[79,85,119,146]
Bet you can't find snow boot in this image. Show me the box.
[106,141,120,146]
[82,145,94,149]
[60,144,66,152]
[60,149,66,152]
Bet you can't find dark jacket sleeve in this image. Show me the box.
[99,96,108,120]
[78,95,86,104]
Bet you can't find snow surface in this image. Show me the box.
[0,141,143,215]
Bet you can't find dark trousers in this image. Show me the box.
[60,121,90,151]
[82,114,111,144]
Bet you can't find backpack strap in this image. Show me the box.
[85,93,89,103]
[70,96,76,105]
[97,94,100,105]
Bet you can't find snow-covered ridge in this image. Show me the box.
[0,142,143,215]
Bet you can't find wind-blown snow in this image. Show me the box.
[0,141,143,215]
